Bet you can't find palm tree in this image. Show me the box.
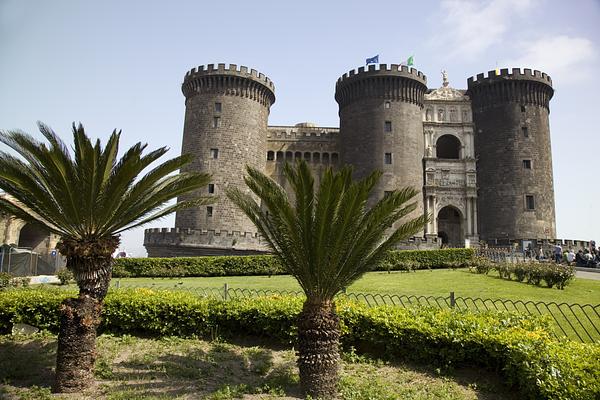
[0,122,211,392]
[227,160,427,398]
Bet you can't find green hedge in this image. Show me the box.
[113,248,476,277]
[0,288,598,399]
[471,261,576,289]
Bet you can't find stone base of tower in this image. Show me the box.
[144,228,269,258]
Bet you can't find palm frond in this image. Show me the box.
[0,123,211,241]
[227,160,427,302]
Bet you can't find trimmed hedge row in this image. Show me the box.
[113,248,476,277]
[1,288,598,399]
[471,261,576,289]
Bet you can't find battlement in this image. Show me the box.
[185,63,275,91]
[467,68,552,88]
[336,63,427,86]
[146,227,259,238]
[267,125,339,141]
[182,63,276,106]
[335,64,428,107]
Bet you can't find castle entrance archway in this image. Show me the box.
[18,223,49,253]
[436,135,461,159]
[437,206,463,247]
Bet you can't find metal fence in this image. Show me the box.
[112,281,600,344]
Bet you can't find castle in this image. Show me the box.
[144,63,559,257]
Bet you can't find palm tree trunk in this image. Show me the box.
[53,237,118,393]
[297,299,340,399]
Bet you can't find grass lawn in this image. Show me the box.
[110,269,600,305]
[0,333,517,400]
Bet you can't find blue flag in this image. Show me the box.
[366,55,379,65]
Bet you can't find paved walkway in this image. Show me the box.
[576,270,600,280]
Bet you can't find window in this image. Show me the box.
[208,184,215,194]
[285,151,293,161]
[384,101,391,109]
[436,135,460,159]
[384,153,392,164]
[267,151,274,161]
[276,151,283,161]
[323,153,330,164]
[215,102,222,112]
[525,195,535,210]
[206,206,213,217]
[210,148,219,159]
[313,152,320,163]
[384,121,392,132]
[331,153,339,164]
[213,117,221,128]
[522,126,529,137]
[295,151,302,160]
[520,105,526,113]
[304,152,311,161]
[523,159,532,169]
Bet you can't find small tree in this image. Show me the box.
[227,161,427,398]
[0,122,210,392]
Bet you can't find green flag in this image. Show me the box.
[407,55,414,66]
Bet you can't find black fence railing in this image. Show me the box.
[112,281,599,344]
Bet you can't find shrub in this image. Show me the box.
[56,268,74,285]
[0,288,598,399]
[0,273,30,290]
[469,256,493,274]
[513,264,528,282]
[0,272,11,289]
[377,248,475,272]
[473,262,576,290]
[113,249,477,278]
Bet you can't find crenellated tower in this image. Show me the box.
[335,64,427,216]
[467,68,555,241]
[174,63,275,237]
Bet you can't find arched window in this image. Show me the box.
[331,153,339,164]
[276,151,283,161]
[436,135,461,159]
[294,151,302,160]
[285,151,293,161]
[313,152,320,163]
[267,151,274,161]
[18,223,49,252]
[322,153,330,164]
[304,152,311,161]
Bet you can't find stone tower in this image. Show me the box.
[335,64,427,215]
[467,68,555,241]
[175,64,276,235]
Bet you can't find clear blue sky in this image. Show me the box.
[1,0,598,256]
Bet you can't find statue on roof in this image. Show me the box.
[441,70,449,87]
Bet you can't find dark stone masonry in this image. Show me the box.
[144,63,560,257]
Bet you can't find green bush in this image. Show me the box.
[0,272,11,289]
[468,256,494,275]
[0,288,598,399]
[377,248,475,272]
[112,255,285,278]
[113,249,477,278]
[0,273,30,290]
[479,262,576,290]
[56,268,74,285]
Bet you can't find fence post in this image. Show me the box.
[450,291,455,308]
[224,283,229,300]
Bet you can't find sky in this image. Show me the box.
[0,0,599,256]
